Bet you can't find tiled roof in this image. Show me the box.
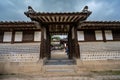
[24,6,92,23]
[79,21,120,29]
[0,21,36,28]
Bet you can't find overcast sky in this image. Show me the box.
[0,0,120,21]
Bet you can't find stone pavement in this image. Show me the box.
[51,49,68,60]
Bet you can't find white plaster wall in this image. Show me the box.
[95,30,103,40]
[14,32,23,42]
[79,42,120,60]
[3,32,12,42]
[77,31,84,41]
[105,30,113,40]
[34,31,41,41]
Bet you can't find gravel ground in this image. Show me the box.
[0,74,120,80]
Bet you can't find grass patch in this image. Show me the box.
[0,73,16,75]
[0,73,17,79]
[91,70,120,75]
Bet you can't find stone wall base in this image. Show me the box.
[0,60,43,75]
[0,59,120,75]
[76,59,120,72]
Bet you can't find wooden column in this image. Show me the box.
[11,29,15,44]
[46,25,51,59]
[40,26,47,59]
[72,25,80,58]
[68,27,73,59]
[102,29,106,42]
[48,33,51,59]
[74,26,80,58]
[40,26,44,59]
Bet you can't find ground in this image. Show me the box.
[0,50,120,80]
[0,74,120,80]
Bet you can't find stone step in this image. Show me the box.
[47,59,74,62]
[45,59,75,65]
[43,65,77,76]
[44,65,76,69]
[46,68,75,73]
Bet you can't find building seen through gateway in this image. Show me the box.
[0,5,120,77]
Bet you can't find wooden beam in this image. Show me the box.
[45,16,50,22]
[64,16,68,22]
[39,16,46,22]
[42,22,77,25]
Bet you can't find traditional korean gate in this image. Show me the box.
[40,24,78,59]
[24,6,91,59]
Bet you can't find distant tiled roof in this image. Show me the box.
[0,21,39,30]
[79,21,120,29]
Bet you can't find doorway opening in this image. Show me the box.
[50,34,69,60]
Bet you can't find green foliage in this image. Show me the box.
[51,35,61,41]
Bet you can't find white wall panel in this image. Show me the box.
[105,30,113,40]
[95,30,103,40]
[3,32,12,42]
[77,31,84,41]
[14,32,22,42]
[34,31,41,41]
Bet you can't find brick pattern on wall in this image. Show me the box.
[0,43,40,62]
[79,42,120,60]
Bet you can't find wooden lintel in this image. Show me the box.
[41,22,77,25]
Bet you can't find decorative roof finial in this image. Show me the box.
[27,6,36,13]
[82,6,89,13]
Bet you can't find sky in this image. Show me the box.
[0,0,120,21]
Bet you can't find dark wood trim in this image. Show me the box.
[0,31,4,43]
[0,28,37,31]
[40,26,46,59]
[42,22,77,25]
[68,25,73,59]
[14,30,41,31]
[0,30,42,43]
[74,25,80,58]
[84,30,96,41]
[78,40,120,42]
[112,29,120,41]
[14,41,41,43]
[79,21,120,29]
[22,31,34,42]
[77,29,120,42]
[102,30,106,42]
[0,41,41,43]
[11,30,15,44]
[46,27,51,59]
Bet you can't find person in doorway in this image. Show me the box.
[65,45,69,55]
[64,43,66,48]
